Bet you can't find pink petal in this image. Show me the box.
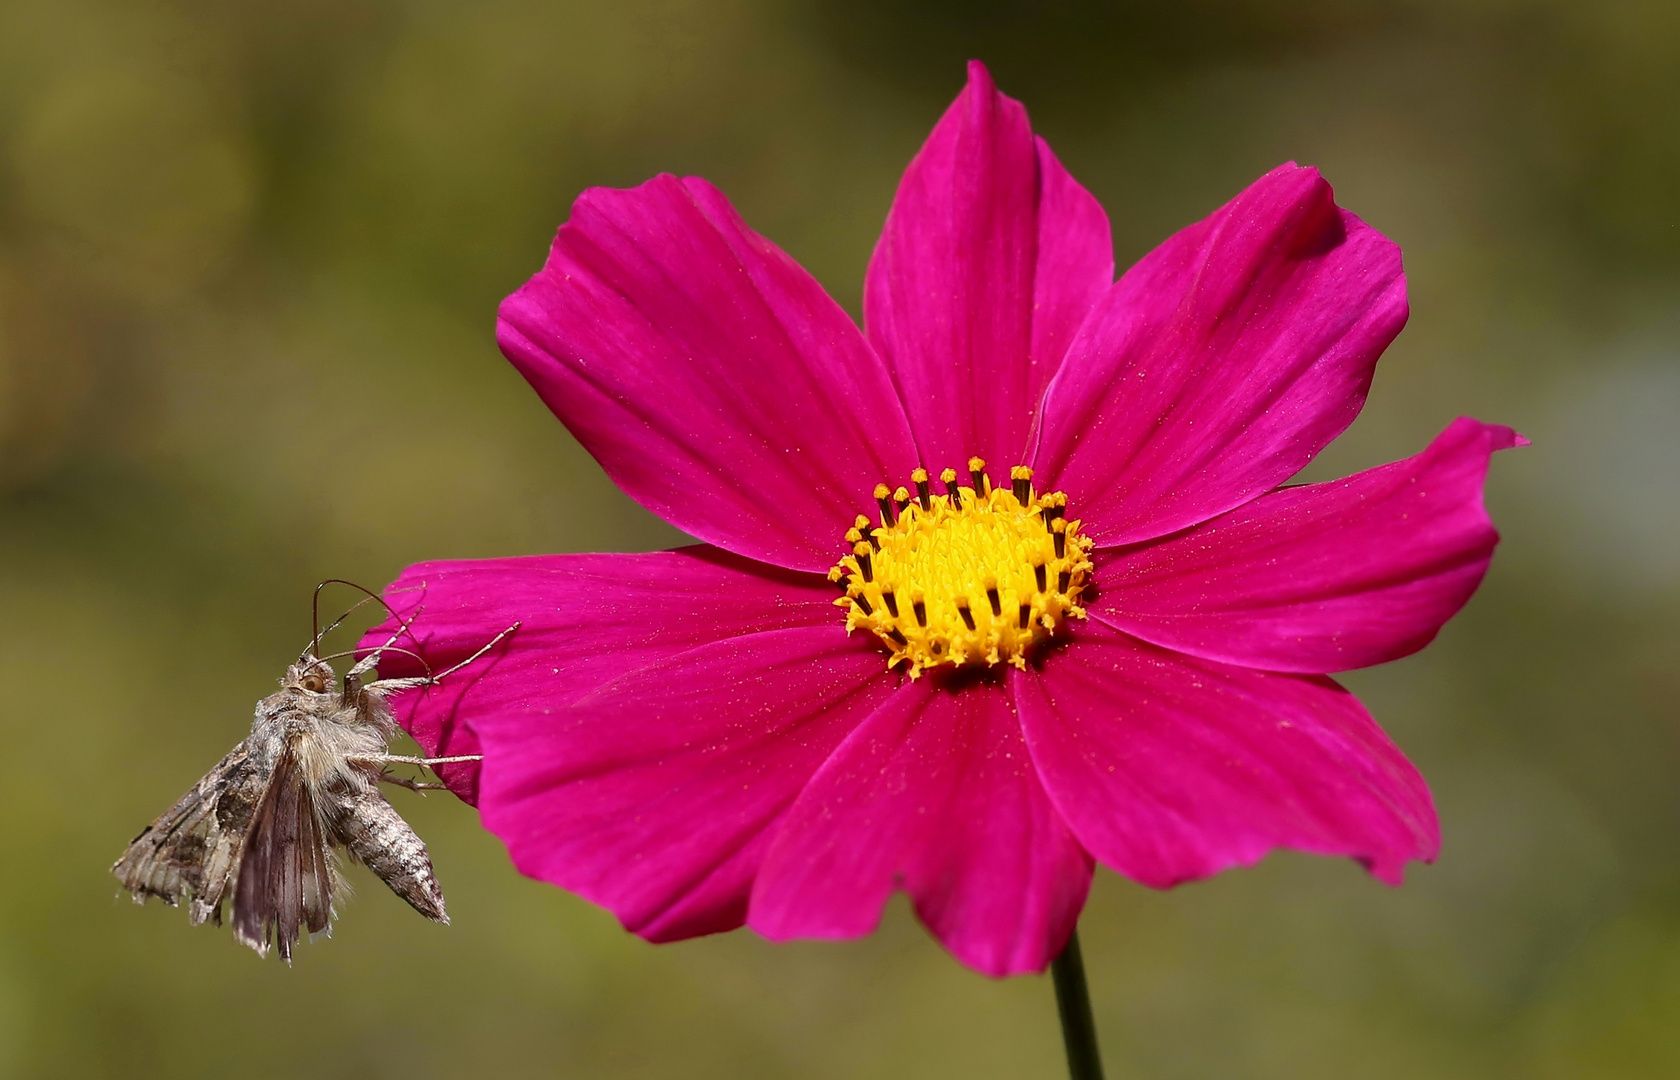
[475,627,901,942]
[359,546,840,803]
[1032,137,1115,391]
[1013,621,1438,889]
[1032,163,1408,546]
[498,175,918,573]
[1091,417,1524,672]
[751,677,1093,976]
[864,61,1113,474]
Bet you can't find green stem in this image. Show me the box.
[1051,928,1105,1080]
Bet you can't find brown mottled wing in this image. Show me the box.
[231,748,336,961]
[331,785,448,923]
[113,742,269,927]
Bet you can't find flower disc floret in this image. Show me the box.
[829,461,1094,676]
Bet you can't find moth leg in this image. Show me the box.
[347,613,425,680]
[358,676,430,694]
[350,753,483,790]
[378,772,446,793]
[352,754,483,767]
[431,623,520,681]
[361,622,521,693]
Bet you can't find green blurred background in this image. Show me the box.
[1,0,1676,1076]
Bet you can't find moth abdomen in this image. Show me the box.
[332,786,448,924]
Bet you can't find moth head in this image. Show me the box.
[284,659,337,696]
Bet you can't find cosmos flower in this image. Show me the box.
[365,62,1520,976]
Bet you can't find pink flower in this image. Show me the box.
[365,62,1520,976]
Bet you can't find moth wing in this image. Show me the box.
[113,742,268,925]
[230,747,338,961]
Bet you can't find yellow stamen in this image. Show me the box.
[830,463,1095,677]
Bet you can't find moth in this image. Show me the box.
[113,582,516,961]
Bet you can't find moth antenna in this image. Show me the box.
[306,579,421,663]
[307,594,377,661]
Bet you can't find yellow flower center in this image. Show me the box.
[829,459,1094,677]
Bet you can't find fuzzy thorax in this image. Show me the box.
[830,461,1094,677]
[272,659,396,791]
